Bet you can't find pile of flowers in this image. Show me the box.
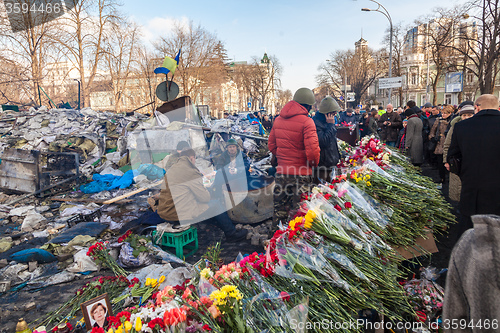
[36,135,456,333]
[338,136,390,168]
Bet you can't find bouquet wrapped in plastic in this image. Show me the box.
[403,267,444,322]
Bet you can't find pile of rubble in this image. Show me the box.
[236,220,272,247]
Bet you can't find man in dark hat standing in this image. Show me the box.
[377,104,402,147]
[339,108,357,125]
[447,94,500,237]
[313,96,341,183]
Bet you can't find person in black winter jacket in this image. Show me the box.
[313,96,341,183]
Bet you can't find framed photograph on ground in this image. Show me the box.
[81,293,112,331]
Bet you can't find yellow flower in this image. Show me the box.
[124,321,132,332]
[288,219,297,231]
[304,220,312,229]
[158,275,165,284]
[200,268,212,279]
[220,285,237,293]
[151,278,158,287]
[210,289,228,306]
[366,181,372,187]
[355,178,360,183]
[116,326,123,333]
[365,174,371,180]
[108,329,114,333]
[306,210,316,219]
[135,317,142,331]
[145,278,151,286]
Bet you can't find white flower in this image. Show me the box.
[424,295,431,302]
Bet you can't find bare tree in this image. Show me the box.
[383,22,409,106]
[101,20,141,112]
[318,47,385,107]
[442,0,500,95]
[136,46,161,113]
[0,0,62,106]
[154,21,229,100]
[55,0,120,108]
[416,11,457,105]
[231,55,281,112]
[0,55,29,104]
[275,88,292,112]
[231,62,258,109]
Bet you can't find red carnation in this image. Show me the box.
[280,291,291,301]
[202,324,212,331]
[334,204,342,212]
[148,317,166,329]
[344,202,352,209]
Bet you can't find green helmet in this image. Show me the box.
[293,88,315,106]
[226,139,238,147]
[319,96,341,114]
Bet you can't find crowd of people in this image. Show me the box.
[267,88,500,331]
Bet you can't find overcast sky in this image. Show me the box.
[122,0,469,93]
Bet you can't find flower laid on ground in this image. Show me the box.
[163,307,187,332]
[211,263,242,285]
[209,285,250,332]
[87,241,128,276]
[118,230,133,243]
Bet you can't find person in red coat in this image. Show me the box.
[268,87,320,234]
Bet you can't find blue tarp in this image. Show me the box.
[80,164,165,194]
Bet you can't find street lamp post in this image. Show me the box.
[362,0,393,106]
[73,79,81,110]
[344,67,347,110]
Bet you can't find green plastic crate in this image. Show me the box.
[152,227,198,259]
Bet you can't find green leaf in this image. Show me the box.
[132,249,140,257]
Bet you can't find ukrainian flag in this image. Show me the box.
[154,49,181,75]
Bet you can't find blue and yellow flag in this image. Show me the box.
[154,49,181,75]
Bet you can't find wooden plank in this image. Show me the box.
[50,197,132,204]
[102,180,163,205]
